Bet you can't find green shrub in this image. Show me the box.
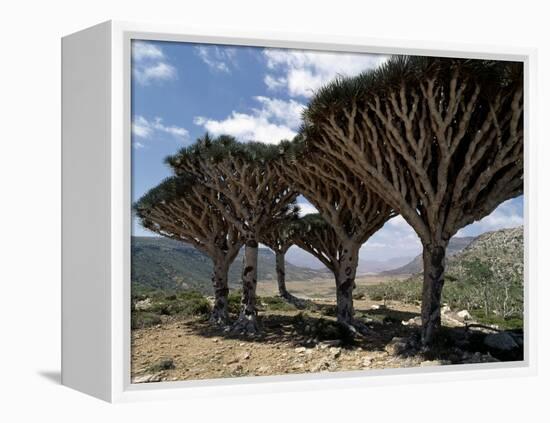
[147,357,175,372]
[365,280,421,304]
[260,296,297,311]
[131,290,211,330]
[131,311,162,329]
[228,290,242,314]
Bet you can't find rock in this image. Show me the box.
[133,373,162,383]
[484,332,519,351]
[256,365,271,373]
[242,351,251,360]
[401,316,422,326]
[441,304,451,314]
[317,339,342,349]
[385,337,409,355]
[329,347,341,358]
[441,314,465,327]
[481,353,500,363]
[295,347,307,354]
[456,310,472,321]
[310,358,331,372]
[135,298,152,311]
[229,363,244,373]
[462,351,501,364]
[361,357,373,367]
[370,304,381,310]
[510,332,524,347]
[150,357,175,371]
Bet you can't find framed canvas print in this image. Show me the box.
[61,21,537,402]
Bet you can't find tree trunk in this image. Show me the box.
[276,250,306,307]
[420,241,448,347]
[276,251,288,298]
[209,257,230,325]
[335,243,365,335]
[232,239,260,334]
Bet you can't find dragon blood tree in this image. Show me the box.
[133,175,242,325]
[166,135,298,334]
[303,56,523,345]
[278,141,394,335]
[259,211,303,305]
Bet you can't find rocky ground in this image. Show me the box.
[131,297,523,383]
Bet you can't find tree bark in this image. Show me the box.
[276,250,306,307]
[232,239,260,334]
[209,257,230,325]
[276,251,288,298]
[420,241,448,346]
[335,243,366,335]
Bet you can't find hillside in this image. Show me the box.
[366,226,524,323]
[285,246,411,274]
[131,236,327,295]
[382,236,475,275]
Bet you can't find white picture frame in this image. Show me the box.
[61,20,537,403]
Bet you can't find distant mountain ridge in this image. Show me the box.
[382,236,476,276]
[131,236,327,295]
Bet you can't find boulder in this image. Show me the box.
[135,298,152,311]
[462,351,501,364]
[456,310,472,321]
[316,339,342,349]
[385,337,409,355]
[133,373,163,383]
[401,316,422,326]
[484,332,519,351]
[329,347,342,359]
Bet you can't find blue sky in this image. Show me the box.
[131,40,523,262]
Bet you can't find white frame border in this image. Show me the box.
[107,20,537,403]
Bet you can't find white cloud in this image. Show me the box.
[132,41,177,85]
[195,46,238,73]
[297,202,318,217]
[132,42,164,61]
[264,74,286,90]
[254,96,304,129]
[193,96,305,144]
[263,49,387,98]
[456,198,523,237]
[359,198,524,261]
[133,141,145,150]
[132,116,189,148]
[361,215,421,261]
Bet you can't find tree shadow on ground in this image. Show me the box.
[183,303,523,363]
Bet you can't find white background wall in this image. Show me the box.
[1,0,548,421]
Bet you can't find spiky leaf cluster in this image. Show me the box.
[166,134,298,239]
[133,175,241,258]
[278,137,394,244]
[260,204,301,253]
[290,213,343,272]
[301,55,523,243]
